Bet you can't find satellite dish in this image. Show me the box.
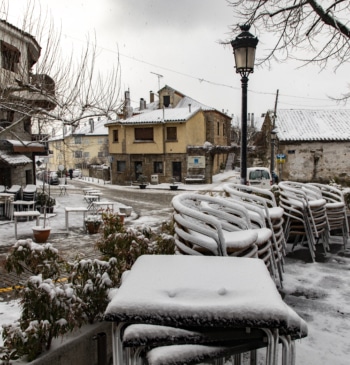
[58,165,64,171]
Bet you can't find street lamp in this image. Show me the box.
[231,24,258,184]
[270,129,277,182]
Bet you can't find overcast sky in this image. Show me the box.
[4,0,350,120]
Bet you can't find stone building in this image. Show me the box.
[0,20,55,187]
[260,109,350,184]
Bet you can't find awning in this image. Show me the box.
[0,139,46,153]
[0,151,32,166]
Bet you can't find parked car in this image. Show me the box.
[40,171,59,185]
[246,167,272,189]
[72,169,82,178]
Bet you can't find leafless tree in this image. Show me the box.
[228,0,350,70]
[0,0,122,141]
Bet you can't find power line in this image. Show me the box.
[64,33,348,105]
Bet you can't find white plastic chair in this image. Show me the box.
[172,193,259,257]
[307,183,349,250]
[278,181,329,261]
[223,183,285,284]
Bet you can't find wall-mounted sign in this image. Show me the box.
[276,154,286,164]
[187,156,205,169]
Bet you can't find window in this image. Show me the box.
[163,95,170,107]
[0,109,14,128]
[98,137,104,144]
[117,161,126,172]
[166,127,177,141]
[24,117,31,133]
[1,41,20,72]
[74,150,82,158]
[113,130,119,143]
[217,122,220,135]
[98,151,106,157]
[74,136,82,144]
[154,161,163,173]
[135,127,153,141]
[83,152,90,158]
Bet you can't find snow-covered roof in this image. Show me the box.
[176,95,213,111]
[48,118,109,141]
[73,118,109,136]
[0,151,32,166]
[274,109,350,142]
[119,107,202,125]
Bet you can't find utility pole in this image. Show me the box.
[271,89,279,179]
[150,72,163,91]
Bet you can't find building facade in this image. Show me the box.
[0,20,54,187]
[107,86,232,185]
[48,118,109,176]
[260,109,350,184]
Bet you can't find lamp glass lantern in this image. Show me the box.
[231,24,259,77]
[231,24,258,184]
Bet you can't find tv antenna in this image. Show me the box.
[150,72,163,91]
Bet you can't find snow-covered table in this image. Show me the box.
[105,255,307,365]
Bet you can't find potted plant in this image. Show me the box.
[33,168,54,243]
[137,175,148,189]
[169,177,178,190]
[36,191,56,214]
[84,214,103,234]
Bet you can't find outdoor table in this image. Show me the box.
[58,184,69,196]
[85,195,99,210]
[10,200,36,220]
[92,201,115,212]
[104,255,307,365]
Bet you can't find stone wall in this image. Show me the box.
[278,141,350,184]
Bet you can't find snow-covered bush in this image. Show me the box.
[96,213,175,285]
[5,239,62,280]
[1,239,120,361]
[67,257,118,324]
[2,275,83,362]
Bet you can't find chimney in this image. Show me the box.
[124,90,133,118]
[140,98,145,110]
[150,90,154,103]
[89,118,94,133]
[251,113,255,128]
[188,104,191,113]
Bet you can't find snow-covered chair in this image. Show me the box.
[223,183,285,283]
[22,184,37,201]
[171,193,259,258]
[278,181,329,261]
[307,183,349,250]
[6,185,21,200]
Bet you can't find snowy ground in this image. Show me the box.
[1,171,350,364]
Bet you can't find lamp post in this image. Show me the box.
[231,24,258,185]
[270,129,277,182]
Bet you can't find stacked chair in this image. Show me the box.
[223,183,286,287]
[278,181,330,262]
[307,183,349,250]
[172,193,267,258]
[6,185,21,200]
[106,257,308,365]
[22,184,37,201]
